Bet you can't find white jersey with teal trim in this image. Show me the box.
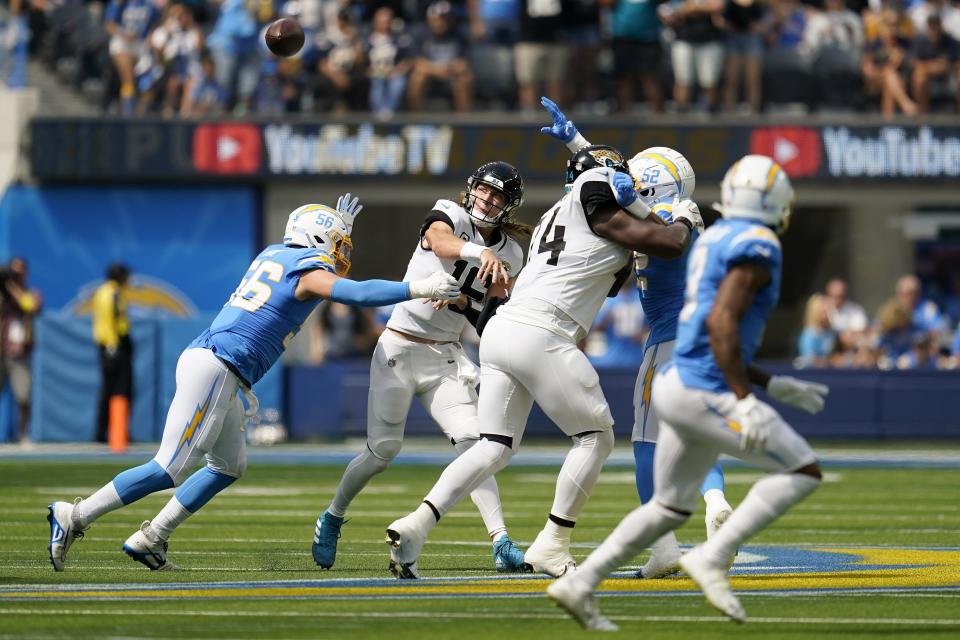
[387,199,524,342]
[672,218,782,393]
[634,196,698,348]
[503,168,632,336]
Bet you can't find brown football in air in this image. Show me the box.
[265,18,305,57]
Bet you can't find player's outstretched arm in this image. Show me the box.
[592,208,691,258]
[539,96,591,152]
[749,365,830,414]
[424,220,508,284]
[295,269,461,305]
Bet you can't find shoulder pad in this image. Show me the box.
[731,224,781,249]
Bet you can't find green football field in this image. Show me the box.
[1,450,959,639]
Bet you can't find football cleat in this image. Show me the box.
[524,529,576,578]
[492,535,532,573]
[312,511,345,569]
[679,545,746,623]
[546,575,619,631]
[635,533,681,579]
[385,514,428,580]
[123,521,178,571]
[47,498,86,572]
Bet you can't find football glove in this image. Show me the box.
[767,376,829,414]
[409,271,461,301]
[671,197,704,231]
[336,193,362,232]
[539,96,589,151]
[610,171,650,219]
[732,394,771,453]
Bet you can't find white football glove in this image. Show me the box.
[766,376,829,414]
[732,394,771,453]
[671,196,704,231]
[409,271,461,301]
[336,192,362,232]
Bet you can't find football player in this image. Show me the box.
[548,156,829,629]
[46,195,462,571]
[313,162,532,573]
[383,145,704,579]
[539,95,733,578]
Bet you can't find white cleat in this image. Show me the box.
[47,498,86,572]
[385,513,427,579]
[524,529,577,578]
[679,545,746,623]
[123,521,179,571]
[547,576,619,631]
[705,500,733,539]
[635,533,681,579]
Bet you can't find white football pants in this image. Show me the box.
[631,339,675,444]
[478,315,614,446]
[651,365,817,511]
[153,348,248,485]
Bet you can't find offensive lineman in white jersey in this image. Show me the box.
[539,95,737,578]
[383,146,704,579]
[313,162,532,574]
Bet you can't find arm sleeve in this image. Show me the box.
[580,181,620,219]
[419,210,455,241]
[328,279,411,307]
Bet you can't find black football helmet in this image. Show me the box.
[464,161,524,227]
[565,145,629,187]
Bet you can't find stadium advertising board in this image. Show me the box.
[30,119,960,182]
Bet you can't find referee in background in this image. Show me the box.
[92,263,132,445]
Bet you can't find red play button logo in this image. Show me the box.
[193,124,262,174]
[749,127,821,178]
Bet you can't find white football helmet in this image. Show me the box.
[283,204,353,275]
[628,147,696,206]
[716,155,795,234]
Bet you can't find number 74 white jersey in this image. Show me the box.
[387,199,525,343]
[506,168,632,335]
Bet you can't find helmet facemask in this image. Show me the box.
[465,181,510,228]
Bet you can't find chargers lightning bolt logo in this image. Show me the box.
[167,381,218,466]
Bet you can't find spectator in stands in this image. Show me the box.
[824,277,868,352]
[588,279,647,368]
[607,0,666,113]
[764,0,807,56]
[407,1,473,112]
[909,0,960,41]
[661,0,725,112]
[796,293,836,368]
[92,263,132,444]
[0,258,42,443]
[308,302,379,363]
[468,0,520,45]
[862,5,917,118]
[722,0,765,114]
[910,15,960,113]
[897,332,943,369]
[181,48,226,115]
[257,55,308,114]
[315,8,366,113]
[514,0,568,112]
[147,2,204,117]
[367,6,412,120]
[207,0,262,113]
[561,0,603,110]
[875,296,914,366]
[803,0,863,61]
[942,274,960,327]
[896,273,948,341]
[950,322,960,368]
[105,0,162,115]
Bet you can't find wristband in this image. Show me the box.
[459,242,486,261]
[674,217,693,232]
[624,199,650,219]
[565,132,590,153]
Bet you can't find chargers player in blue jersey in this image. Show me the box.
[46,195,461,571]
[548,156,830,629]
[540,96,733,578]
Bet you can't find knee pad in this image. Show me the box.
[574,429,614,459]
[452,436,480,455]
[368,438,402,463]
[476,438,514,475]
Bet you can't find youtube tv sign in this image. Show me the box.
[749,127,822,178]
[193,124,262,174]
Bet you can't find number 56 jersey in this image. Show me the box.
[387,199,525,343]
[506,168,632,336]
[191,244,335,386]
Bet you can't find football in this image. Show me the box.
[264,17,305,58]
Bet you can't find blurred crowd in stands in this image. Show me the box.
[7,0,960,118]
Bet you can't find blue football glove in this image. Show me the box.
[612,171,639,207]
[539,96,579,144]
